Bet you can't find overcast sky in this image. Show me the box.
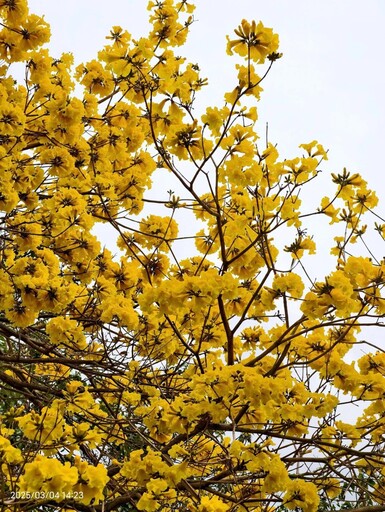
[26,0,385,260]
[27,0,385,180]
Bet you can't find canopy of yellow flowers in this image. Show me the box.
[0,0,385,511]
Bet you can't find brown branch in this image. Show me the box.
[218,294,234,365]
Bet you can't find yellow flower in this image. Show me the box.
[146,478,168,494]
[100,295,139,329]
[319,478,341,498]
[226,20,279,63]
[16,14,51,52]
[0,177,19,212]
[300,140,328,160]
[283,480,320,512]
[18,455,78,496]
[197,495,230,511]
[76,59,114,96]
[0,435,23,464]
[236,63,263,97]
[46,316,87,350]
[5,301,38,327]
[176,1,195,13]
[73,456,109,505]
[136,214,179,251]
[195,229,220,255]
[320,196,340,223]
[285,235,316,259]
[0,0,28,24]
[272,272,305,299]
[17,405,66,444]
[0,103,26,136]
[201,106,229,136]
[137,492,159,512]
[167,121,207,160]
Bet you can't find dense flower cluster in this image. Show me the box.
[1,0,385,511]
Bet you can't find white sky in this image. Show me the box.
[27,0,385,186]
[25,0,385,262]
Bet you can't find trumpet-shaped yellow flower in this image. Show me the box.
[227,20,279,64]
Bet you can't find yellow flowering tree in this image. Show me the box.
[0,1,385,511]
